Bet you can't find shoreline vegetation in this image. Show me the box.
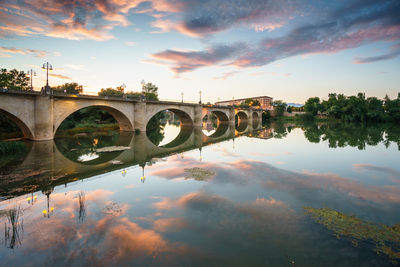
[268,92,400,124]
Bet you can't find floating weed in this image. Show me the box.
[184,167,216,181]
[304,207,400,264]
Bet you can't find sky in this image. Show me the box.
[0,0,399,103]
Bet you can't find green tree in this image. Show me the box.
[304,97,322,116]
[53,83,83,94]
[384,94,400,122]
[125,91,142,99]
[286,106,293,113]
[0,68,29,90]
[262,110,271,123]
[366,97,384,121]
[240,98,261,107]
[273,100,287,117]
[142,82,159,101]
[98,87,124,97]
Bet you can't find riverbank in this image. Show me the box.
[55,123,119,137]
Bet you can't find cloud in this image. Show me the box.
[353,44,400,64]
[249,72,291,77]
[353,163,400,183]
[65,64,86,71]
[0,0,145,41]
[49,73,71,80]
[148,1,400,74]
[0,46,48,58]
[158,0,298,37]
[125,41,136,47]
[212,71,239,80]
[148,43,246,74]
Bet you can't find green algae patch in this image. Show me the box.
[184,167,215,181]
[305,207,400,264]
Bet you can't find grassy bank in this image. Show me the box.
[55,123,119,136]
[270,114,333,123]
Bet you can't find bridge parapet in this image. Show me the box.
[1,91,263,140]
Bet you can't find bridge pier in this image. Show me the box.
[1,92,264,140]
[134,102,147,132]
[34,96,54,141]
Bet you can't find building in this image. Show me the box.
[215,96,273,110]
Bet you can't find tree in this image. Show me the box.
[240,98,261,107]
[304,97,322,116]
[142,82,158,101]
[366,97,384,121]
[286,106,293,113]
[53,83,83,94]
[125,91,142,99]
[98,87,124,97]
[273,100,287,117]
[384,94,400,122]
[0,68,29,90]
[262,110,271,123]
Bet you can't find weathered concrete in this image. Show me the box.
[0,91,263,140]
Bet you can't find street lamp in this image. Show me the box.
[27,69,36,90]
[41,62,53,95]
[42,190,55,218]
[199,90,202,104]
[181,92,184,103]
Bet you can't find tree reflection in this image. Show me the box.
[266,122,400,150]
[301,123,400,150]
[55,131,131,164]
[146,113,166,146]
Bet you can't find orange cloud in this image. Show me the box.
[49,73,71,80]
[0,46,48,58]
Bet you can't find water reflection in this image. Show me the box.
[54,131,132,165]
[1,122,400,266]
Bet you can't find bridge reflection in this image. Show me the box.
[0,122,263,199]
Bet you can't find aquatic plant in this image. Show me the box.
[184,167,216,181]
[304,207,400,264]
[3,205,24,249]
[77,191,86,223]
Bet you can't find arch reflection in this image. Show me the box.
[54,132,133,165]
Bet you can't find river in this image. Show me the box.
[1,122,399,266]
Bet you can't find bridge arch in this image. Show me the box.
[236,111,248,121]
[202,109,230,124]
[252,112,260,128]
[201,108,231,137]
[0,109,34,139]
[235,111,249,133]
[146,107,194,130]
[54,105,134,135]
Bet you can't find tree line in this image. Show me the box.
[303,93,400,122]
[0,68,159,101]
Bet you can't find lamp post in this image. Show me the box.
[41,62,53,95]
[181,92,184,103]
[199,90,202,104]
[42,189,54,218]
[27,69,36,90]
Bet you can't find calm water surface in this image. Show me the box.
[1,122,400,266]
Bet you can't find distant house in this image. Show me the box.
[215,96,273,110]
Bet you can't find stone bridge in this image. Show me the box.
[0,91,263,141]
[0,123,268,198]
